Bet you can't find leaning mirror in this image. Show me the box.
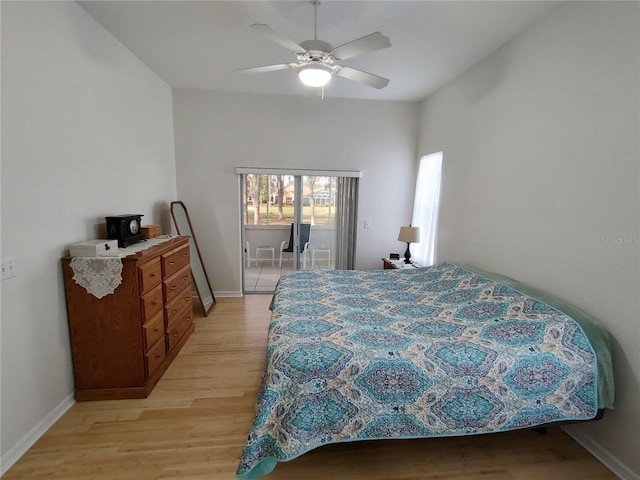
[170,201,216,316]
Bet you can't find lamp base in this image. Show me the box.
[404,242,412,264]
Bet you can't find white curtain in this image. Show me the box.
[411,152,443,266]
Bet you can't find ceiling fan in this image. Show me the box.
[236,0,391,90]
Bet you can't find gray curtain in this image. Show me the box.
[335,177,359,270]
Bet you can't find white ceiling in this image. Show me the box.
[79,1,560,102]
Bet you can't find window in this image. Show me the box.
[243,174,337,226]
[411,152,443,266]
[236,167,361,292]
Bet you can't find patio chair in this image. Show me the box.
[279,223,311,267]
[245,241,251,267]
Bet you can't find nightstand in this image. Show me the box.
[382,258,420,269]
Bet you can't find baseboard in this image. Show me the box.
[562,425,639,480]
[192,291,243,298]
[215,291,243,297]
[0,393,75,476]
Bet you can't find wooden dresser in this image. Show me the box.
[62,236,194,401]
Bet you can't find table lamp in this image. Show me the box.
[398,226,420,264]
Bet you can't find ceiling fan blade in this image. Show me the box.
[330,32,391,60]
[235,64,294,74]
[250,23,306,54]
[335,66,390,89]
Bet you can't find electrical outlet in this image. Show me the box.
[364,220,371,230]
[1,257,17,280]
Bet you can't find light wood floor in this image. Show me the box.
[3,296,616,480]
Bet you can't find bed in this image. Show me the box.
[237,262,614,479]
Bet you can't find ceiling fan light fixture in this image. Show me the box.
[298,64,332,87]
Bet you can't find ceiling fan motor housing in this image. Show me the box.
[298,39,335,65]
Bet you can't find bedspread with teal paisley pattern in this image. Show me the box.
[237,262,599,479]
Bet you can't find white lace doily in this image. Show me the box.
[70,257,124,299]
[69,236,178,299]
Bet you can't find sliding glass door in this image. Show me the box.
[240,172,350,293]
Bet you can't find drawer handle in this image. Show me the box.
[151,273,157,277]
[172,309,178,314]
[155,354,162,359]
[173,331,179,337]
[153,327,160,332]
[171,285,177,290]
[151,301,159,306]
[182,253,187,257]
[169,261,176,266]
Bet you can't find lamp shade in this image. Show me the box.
[298,64,332,87]
[398,226,420,243]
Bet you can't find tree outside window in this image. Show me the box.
[243,174,336,226]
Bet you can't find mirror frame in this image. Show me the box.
[170,201,216,316]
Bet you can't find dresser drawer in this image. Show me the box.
[138,257,162,293]
[166,310,193,352]
[141,284,163,323]
[144,337,166,378]
[165,286,192,328]
[142,311,165,352]
[164,265,192,304]
[162,244,190,279]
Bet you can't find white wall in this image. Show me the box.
[172,89,420,295]
[418,2,639,477]
[5,0,635,476]
[0,1,177,470]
